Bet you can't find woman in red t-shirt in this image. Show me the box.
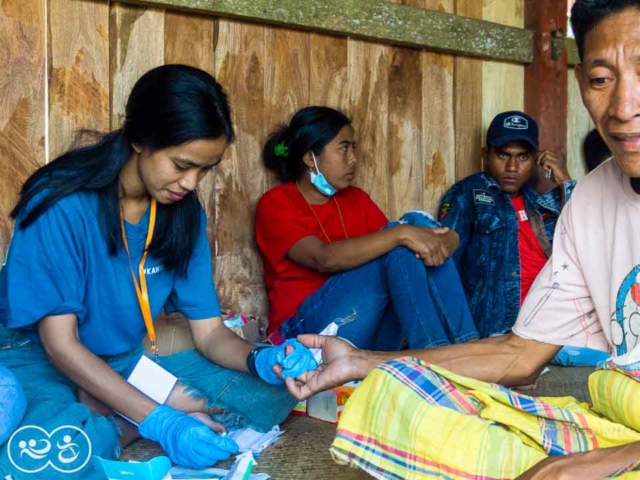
[255,106,479,350]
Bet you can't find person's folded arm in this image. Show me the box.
[289,224,456,273]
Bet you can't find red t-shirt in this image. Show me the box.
[511,196,548,304]
[255,183,389,334]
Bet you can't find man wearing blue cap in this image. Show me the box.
[437,111,574,338]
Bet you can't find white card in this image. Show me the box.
[127,355,178,404]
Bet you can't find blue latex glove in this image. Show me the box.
[138,405,238,469]
[255,339,318,385]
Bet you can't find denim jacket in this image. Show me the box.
[438,172,576,337]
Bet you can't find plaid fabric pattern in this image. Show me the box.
[331,357,640,479]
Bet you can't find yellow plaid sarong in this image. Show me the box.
[331,357,640,479]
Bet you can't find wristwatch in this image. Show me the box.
[246,346,269,376]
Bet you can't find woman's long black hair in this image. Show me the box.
[11,64,234,274]
[263,106,351,183]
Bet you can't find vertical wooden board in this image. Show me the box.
[309,33,348,109]
[567,69,591,179]
[348,39,390,215]
[110,3,165,129]
[164,10,216,216]
[525,0,569,194]
[263,27,310,189]
[481,0,525,139]
[48,0,109,160]
[0,0,46,258]
[454,0,483,181]
[387,47,422,219]
[213,20,269,319]
[164,10,214,74]
[421,0,455,214]
[386,0,424,219]
[423,53,455,215]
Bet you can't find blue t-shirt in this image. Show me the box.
[0,191,221,355]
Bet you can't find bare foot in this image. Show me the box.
[76,388,141,448]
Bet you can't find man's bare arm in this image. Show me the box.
[361,333,560,386]
[286,333,560,400]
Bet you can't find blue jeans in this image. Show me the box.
[0,365,25,447]
[280,211,480,350]
[0,327,296,480]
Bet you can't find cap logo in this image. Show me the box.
[503,115,528,130]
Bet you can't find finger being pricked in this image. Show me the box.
[285,376,312,401]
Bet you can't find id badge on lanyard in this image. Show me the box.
[119,198,160,361]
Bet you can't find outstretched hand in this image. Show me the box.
[282,335,371,400]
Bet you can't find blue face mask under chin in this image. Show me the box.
[309,152,337,197]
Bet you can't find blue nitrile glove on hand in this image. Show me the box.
[138,405,239,469]
[255,339,319,385]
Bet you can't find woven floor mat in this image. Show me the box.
[121,415,369,479]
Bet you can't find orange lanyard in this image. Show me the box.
[119,198,159,360]
[296,184,349,243]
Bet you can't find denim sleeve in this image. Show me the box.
[538,179,577,209]
[438,185,472,265]
[563,180,577,202]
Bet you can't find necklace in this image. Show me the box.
[296,183,349,243]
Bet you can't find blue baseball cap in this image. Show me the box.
[486,111,539,150]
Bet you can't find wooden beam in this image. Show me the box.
[116,0,534,63]
[524,0,568,192]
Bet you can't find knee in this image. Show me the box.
[386,245,420,262]
[0,367,26,446]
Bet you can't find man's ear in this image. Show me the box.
[131,143,143,154]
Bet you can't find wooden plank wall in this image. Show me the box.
[0,0,562,323]
[0,0,46,258]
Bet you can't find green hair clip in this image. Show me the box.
[274,141,289,158]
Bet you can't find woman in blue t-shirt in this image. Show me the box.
[0,65,316,477]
